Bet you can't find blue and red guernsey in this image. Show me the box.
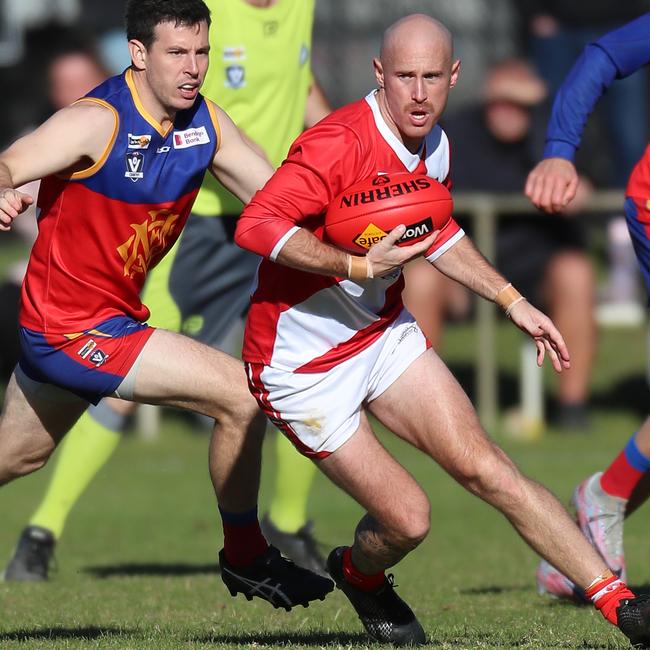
[21,68,221,333]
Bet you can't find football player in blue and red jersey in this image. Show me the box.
[526,12,650,621]
[0,0,347,609]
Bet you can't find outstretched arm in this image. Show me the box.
[432,236,570,372]
[525,13,650,214]
[0,101,116,231]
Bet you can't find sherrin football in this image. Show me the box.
[324,172,453,254]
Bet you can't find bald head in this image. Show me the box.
[372,13,459,153]
[379,14,453,66]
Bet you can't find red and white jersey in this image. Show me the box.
[237,91,464,371]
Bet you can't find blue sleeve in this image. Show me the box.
[544,12,650,161]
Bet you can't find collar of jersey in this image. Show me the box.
[365,90,426,171]
[125,68,174,138]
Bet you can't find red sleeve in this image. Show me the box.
[235,121,371,258]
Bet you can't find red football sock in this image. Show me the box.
[342,546,385,592]
[600,450,644,499]
[586,573,636,625]
[220,508,268,568]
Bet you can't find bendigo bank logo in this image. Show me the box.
[117,209,181,278]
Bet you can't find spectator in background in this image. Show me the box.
[518,2,650,307]
[78,0,131,73]
[406,59,596,429]
[518,1,649,186]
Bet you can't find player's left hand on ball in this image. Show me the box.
[367,225,438,277]
[507,300,571,373]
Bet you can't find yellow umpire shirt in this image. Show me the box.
[192,0,316,217]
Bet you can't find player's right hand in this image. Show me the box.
[367,225,438,277]
[0,188,34,231]
[525,157,579,214]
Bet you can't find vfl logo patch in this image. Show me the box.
[77,339,97,359]
[354,223,388,249]
[89,349,109,367]
[173,126,210,149]
[127,133,152,149]
[125,151,144,182]
[225,65,245,89]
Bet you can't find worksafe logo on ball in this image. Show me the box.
[354,223,388,249]
[399,217,434,243]
[125,151,144,182]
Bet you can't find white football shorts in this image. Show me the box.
[246,309,428,458]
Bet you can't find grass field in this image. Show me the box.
[0,319,648,649]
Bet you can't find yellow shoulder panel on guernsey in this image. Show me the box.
[125,68,173,138]
[205,99,222,153]
[67,98,120,180]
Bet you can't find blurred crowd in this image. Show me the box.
[1,0,649,429]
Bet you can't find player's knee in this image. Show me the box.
[391,493,431,549]
[214,394,264,439]
[454,444,521,501]
[0,443,52,483]
[212,388,258,425]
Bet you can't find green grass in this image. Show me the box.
[0,321,648,649]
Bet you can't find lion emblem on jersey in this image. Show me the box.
[117,209,181,278]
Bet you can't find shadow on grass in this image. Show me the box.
[426,630,615,648]
[83,562,219,578]
[459,584,531,595]
[198,630,614,648]
[459,584,650,596]
[0,626,132,641]
[192,631,368,646]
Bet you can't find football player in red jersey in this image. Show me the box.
[0,0,422,610]
[234,13,650,647]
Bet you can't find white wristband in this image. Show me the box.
[505,296,526,317]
